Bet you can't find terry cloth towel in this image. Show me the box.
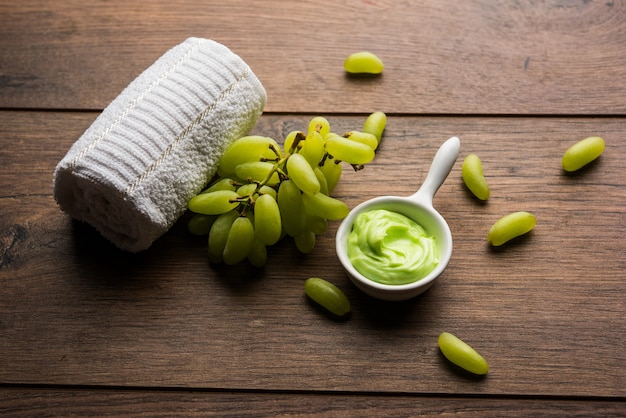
[53,38,266,252]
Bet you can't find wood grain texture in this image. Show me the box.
[1,388,625,417]
[1,0,625,414]
[1,112,624,398]
[1,0,625,114]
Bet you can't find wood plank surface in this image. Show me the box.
[1,112,624,399]
[1,388,625,417]
[2,0,625,414]
[1,0,625,114]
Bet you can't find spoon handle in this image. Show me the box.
[410,136,461,206]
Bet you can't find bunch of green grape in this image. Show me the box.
[186,112,386,266]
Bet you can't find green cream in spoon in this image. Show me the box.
[347,209,439,285]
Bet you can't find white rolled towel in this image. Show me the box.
[54,38,266,252]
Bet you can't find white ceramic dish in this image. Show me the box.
[335,136,461,301]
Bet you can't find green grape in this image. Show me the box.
[325,133,375,165]
[200,177,236,194]
[462,153,490,201]
[283,130,304,154]
[187,213,217,236]
[219,136,280,175]
[208,210,239,264]
[278,226,288,241]
[300,131,326,167]
[562,136,605,172]
[235,161,280,186]
[295,230,316,254]
[344,51,384,74]
[308,116,330,138]
[363,111,386,144]
[223,215,255,265]
[277,179,306,237]
[487,211,536,246]
[258,185,277,199]
[438,332,489,375]
[188,190,240,215]
[343,130,379,150]
[305,213,328,235]
[215,166,232,180]
[304,277,351,317]
[236,183,258,197]
[248,239,268,267]
[254,194,282,245]
[320,158,342,194]
[313,167,329,195]
[302,191,349,220]
[286,153,320,194]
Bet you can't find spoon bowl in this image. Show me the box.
[335,136,461,301]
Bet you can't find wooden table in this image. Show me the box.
[1,1,625,415]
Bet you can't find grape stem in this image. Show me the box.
[351,164,364,171]
[319,153,342,168]
[261,143,283,163]
[288,132,306,154]
[230,151,290,214]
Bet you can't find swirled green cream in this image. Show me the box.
[347,209,439,285]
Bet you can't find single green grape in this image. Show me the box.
[294,230,316,254]
[313,167,329,195]
[487,211,536,246]
[325,133,375,165]
[257,185,277,199]
[304,278,351,317]
[254,194,282,246]
[208,210,239,264]
[363,111,386,144]
[320,158,342,194]
[305,213,328,235]
[300,130,326,168]
[188,190,240,215]
[277,179,306,237]
[462,153,490,201]
[343,130,379,150]
[219,136,279,175]
[200,177,236,194]
[343,51,384,74]
[286,153,321,194]
[235,161,280,186]
[236,183,258,197]
[248,239,268,267]
[302,191,349,221]
[283,131,304,154]
[438,332,489,375]
[187,213,217,236]
[223,215,255,265]
[562,136,605,172]
[308,116,331,138]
